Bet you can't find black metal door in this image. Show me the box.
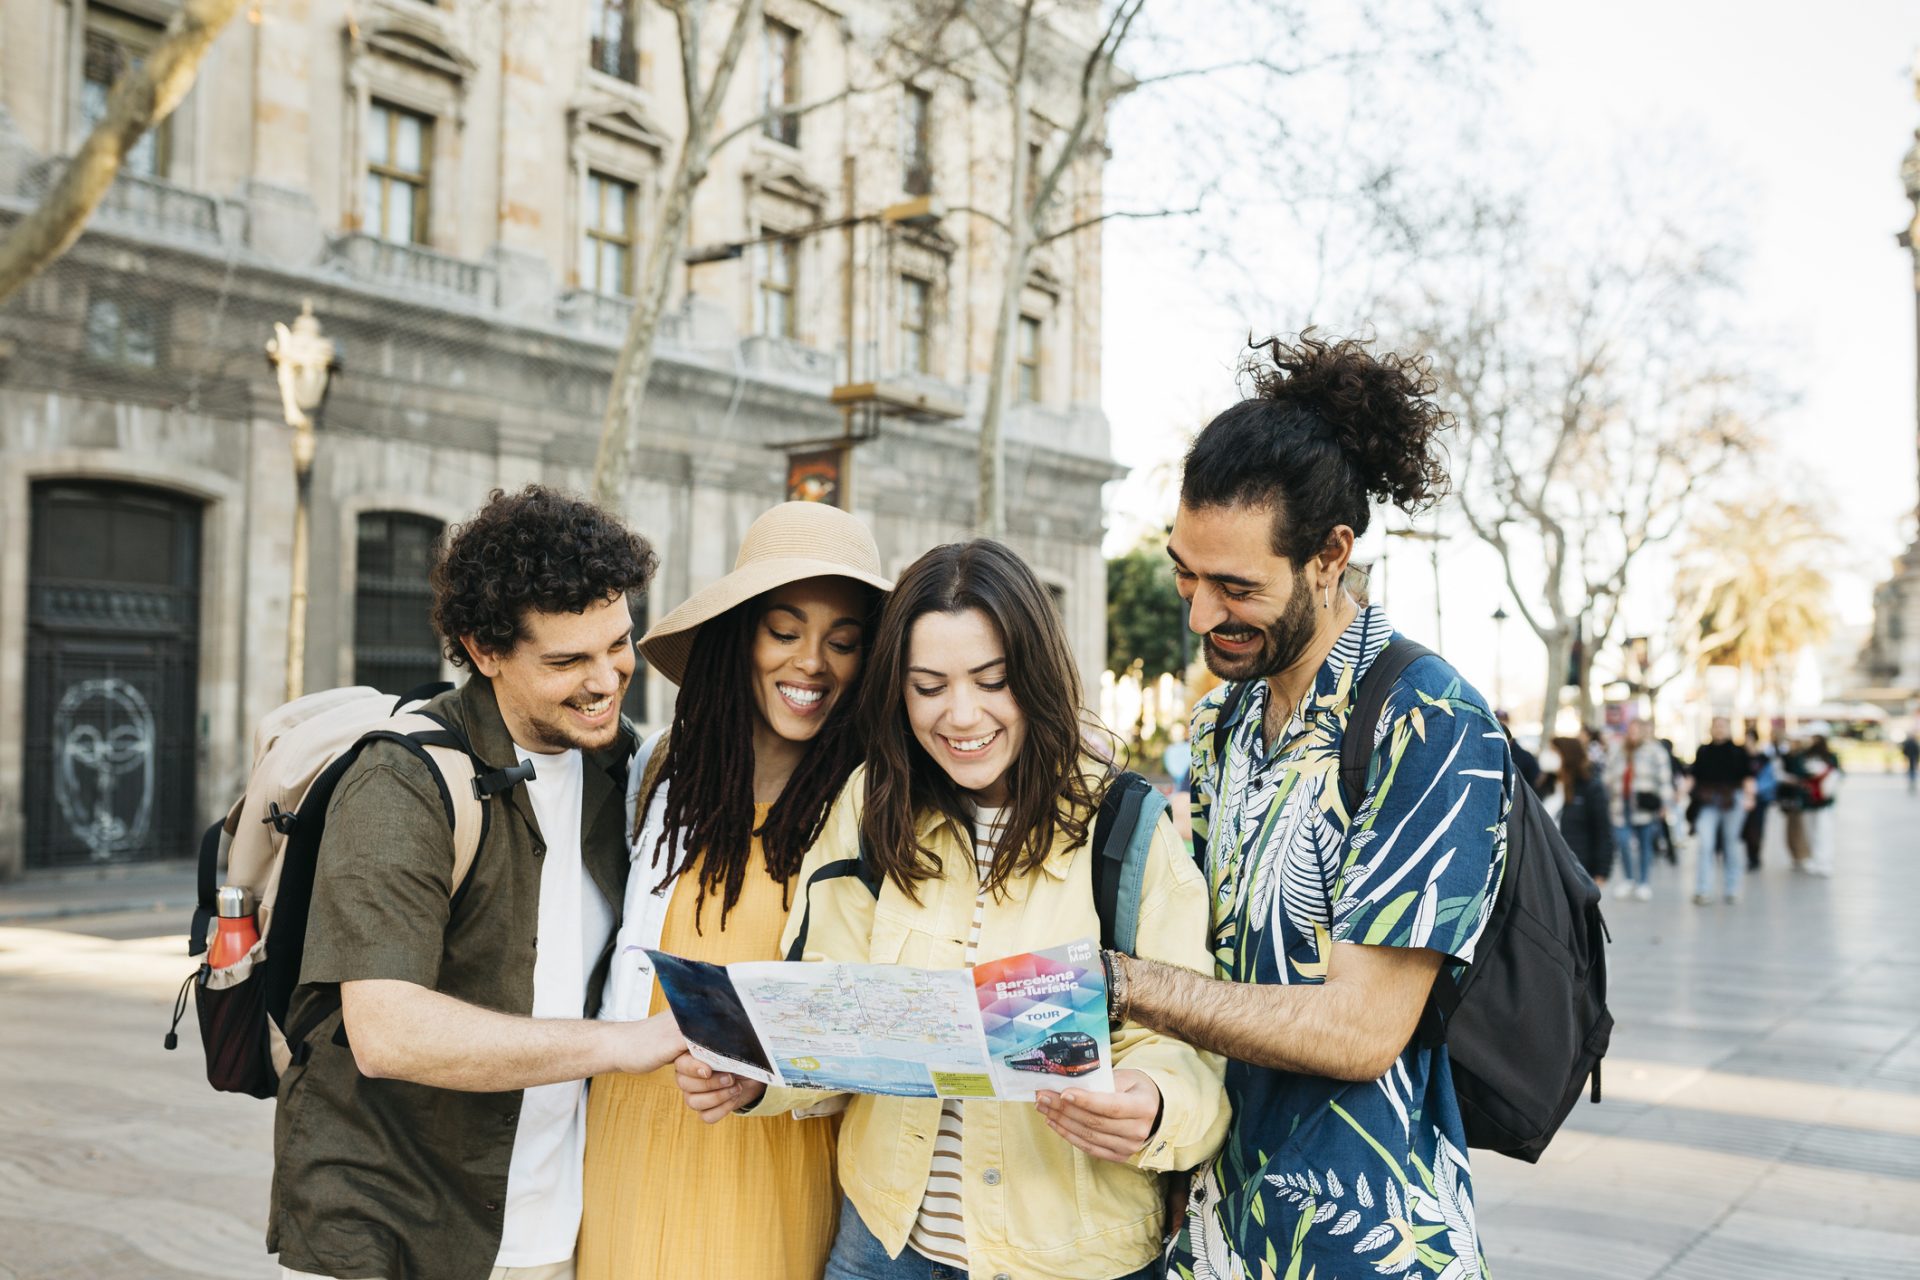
[24,483,201,868]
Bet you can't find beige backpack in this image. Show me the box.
[165,683,500,1097]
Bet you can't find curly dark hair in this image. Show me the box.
[1181,331,1452,563]
[431,485,657,668]
[644,588,880,930]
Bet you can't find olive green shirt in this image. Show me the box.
[267,678,633,1280]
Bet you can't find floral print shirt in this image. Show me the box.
[1168,607,1511,1280]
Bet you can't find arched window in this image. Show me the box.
[355,512,444,694]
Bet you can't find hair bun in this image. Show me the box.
[1246,331,1451,513]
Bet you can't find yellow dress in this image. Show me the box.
[578,805,839,1280]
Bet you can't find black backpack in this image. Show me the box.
[1218,640,1612,1163]
[785,771,1175,963]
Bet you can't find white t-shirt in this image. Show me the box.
[494,743,615,1268]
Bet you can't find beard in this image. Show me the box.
[1200,572,1318,683]
[517,675,632,752]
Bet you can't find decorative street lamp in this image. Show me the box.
[266,300,338,701]
[1492,604,1509,711]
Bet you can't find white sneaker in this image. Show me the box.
[1634,883,1653,901]
[1613,880,1634,901]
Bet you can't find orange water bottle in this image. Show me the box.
[208,886,260,969]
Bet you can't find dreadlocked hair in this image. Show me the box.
[646,594,875,930]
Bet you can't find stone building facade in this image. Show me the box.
[0,0,1121,876]
[1855,107,1920,711]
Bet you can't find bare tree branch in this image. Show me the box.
[0,0,246,304]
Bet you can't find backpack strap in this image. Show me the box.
[1337,640,1437,816]
[1089,771,1171,955]
[783,833,883,963]
[362,712,489,900]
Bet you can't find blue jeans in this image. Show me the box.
[1615,822,1658,886]
[1693,804,1746,899]
[824,1197,1164,1280]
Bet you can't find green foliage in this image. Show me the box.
[1106,541,1187,678]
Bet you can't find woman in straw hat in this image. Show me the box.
[577,502,892,1280]
[676,539,1227,1280]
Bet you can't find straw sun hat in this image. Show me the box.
[638,501,894,685]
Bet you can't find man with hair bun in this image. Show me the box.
[269,485,686,1280]
[1113,335,1512,1279]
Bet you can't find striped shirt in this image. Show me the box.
[906,806,1004,1268]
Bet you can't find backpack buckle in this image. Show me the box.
[261,802,298,836]
[472,758,536,800]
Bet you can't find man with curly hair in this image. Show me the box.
[270,485,685,1280]
[1102,336,1512,1280]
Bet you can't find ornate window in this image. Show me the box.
[900,275,931,374]
[589,0,637,83]
[763,19,800,147]
[82,8,169,177]
[756,236,798,338]
[1017,314,1042,403]
[353,512,444,695]
[582,171,638,295]
[366,100,433,244]
[903,86,932,195]
[83,296,161,367]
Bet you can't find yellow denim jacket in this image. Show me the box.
[753,768,1230,1280]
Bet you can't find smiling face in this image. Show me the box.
[904,607,1028,807]
[467,593,634,753]
[749,577,870,744]
[1168,502,1320,683]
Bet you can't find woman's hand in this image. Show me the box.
[1035,1068,1162,1162]
[673,1053,766,1123]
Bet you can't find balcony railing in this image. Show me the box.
[555,291,701,351]
[19,159,246,249]
[556,287,635,339]
[740,333,838,385]
[323,233,497,304]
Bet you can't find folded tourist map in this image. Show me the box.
[647,936,1115,1099]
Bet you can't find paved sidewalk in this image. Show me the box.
[1474,774,1920,1279]
[0,780,1914,1277]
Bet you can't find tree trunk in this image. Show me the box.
[1541,628,1571,735]
[591,146,702,505]
[976,5,1036,541]
[0,0,245,304]
[589,0,761,507]
[978,226,1032,539]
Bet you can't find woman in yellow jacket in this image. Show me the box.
[679,539,1228,1280]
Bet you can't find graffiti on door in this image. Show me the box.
[52,677,157,859]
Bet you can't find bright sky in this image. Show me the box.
[1100,0,1920,723]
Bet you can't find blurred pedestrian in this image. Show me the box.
[1741,729,1777,870]
[1496,710,1542,794]
[1163,720,1193,795]
[1658,735,1689,866]
[1689,716,1753,905]
[1605,720,1673,901]
[1902,733,1918,793]
[1777,738,1811,869]
[1553,735,1613,888]
[1796,728,1843,877]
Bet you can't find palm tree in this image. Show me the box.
[1673,500,1835,704]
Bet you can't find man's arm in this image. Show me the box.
[1121,941,1440,1082]
[341,979,682,1091]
